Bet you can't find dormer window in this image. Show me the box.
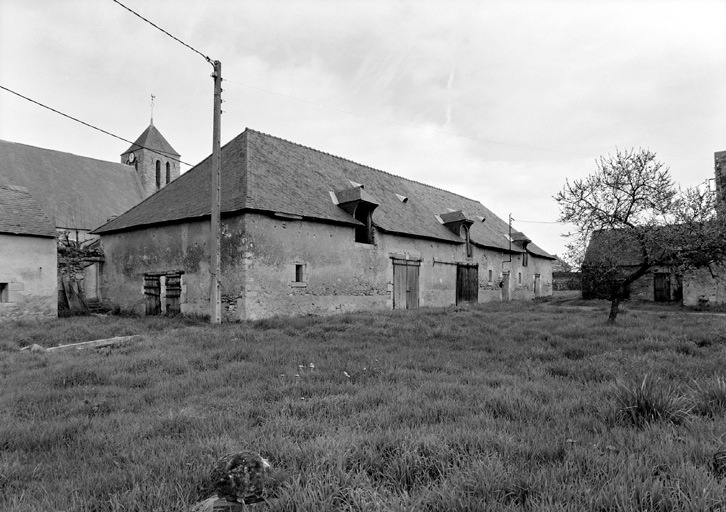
[440,210,475,257]
[511,231,531,266]
[460,224,473,257]
[335,185,379,245]
[354,206,374,243]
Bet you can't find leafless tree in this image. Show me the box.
[555,148,726,322]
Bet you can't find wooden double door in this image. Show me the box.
[393,259,420,309]
[144,272,182,315]
[456,264,479,304]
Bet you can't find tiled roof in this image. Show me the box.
[94,129,554,259]
[121,123,180,158]
[0,183,56,237]
[0,139,146,231]
[583,228,672,266]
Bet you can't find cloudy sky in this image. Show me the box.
[1,0,724,257]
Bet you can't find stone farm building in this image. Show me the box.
[581,149,726,307]
[0,183,57,321]
[0,122,180,316]
[93,129,555,320]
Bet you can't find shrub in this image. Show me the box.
[611,374,691,427]
[689,375,726,418]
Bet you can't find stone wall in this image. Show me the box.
[98,212,553,320]
[99,218,211,315]
[0,233,57,321]
[683,266,725,307]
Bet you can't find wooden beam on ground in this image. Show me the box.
[44,335,142,352]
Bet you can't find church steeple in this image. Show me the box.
[121,122,180,198]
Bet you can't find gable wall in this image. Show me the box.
[98,212,552,320]
[0,233,57,321]
[99,218,216,315]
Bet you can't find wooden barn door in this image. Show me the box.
[393,259,420,309]
[165,273,182,314]
[143,275,161,315]
[456,264,478,304]
[654,273,670,302]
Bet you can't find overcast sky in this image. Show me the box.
[1,0,724,257]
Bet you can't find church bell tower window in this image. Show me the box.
[155,160,161,190]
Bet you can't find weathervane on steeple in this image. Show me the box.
[150,94,156,125]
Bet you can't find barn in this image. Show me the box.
[93,129,555,320]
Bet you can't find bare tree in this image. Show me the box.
[555,148,726,322]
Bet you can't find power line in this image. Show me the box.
[111,0,213,65]
[0,84,194,166]
[511,218,568,224]
[222,77,589,157]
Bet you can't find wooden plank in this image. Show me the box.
[408,264,419,308]
[44,335,142,352]
[393,263,406,310]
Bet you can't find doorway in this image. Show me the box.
[654,272,670,302]
[392,259,420,309]
[456,264,478,304]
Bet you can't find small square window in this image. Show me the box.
[0,283,8,302]
[295,264,305,283]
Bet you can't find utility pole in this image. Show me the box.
[210,60,222,323]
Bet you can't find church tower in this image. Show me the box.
[120,122,181,198]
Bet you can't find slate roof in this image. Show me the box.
[0,139,146,231]
[94,129,554,258]
[121,123,180,158]
[583,228,671,267]
[0,183,56,237]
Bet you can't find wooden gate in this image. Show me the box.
[393,259,420,309]
[456,264,478,304]
[654,273,670,302]
[165,273,182,314]
[143,275,161,315]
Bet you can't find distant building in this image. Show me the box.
[93,129,556,320]
[0,122,181,311]
[582,149,726,306]
[0,184,57,321]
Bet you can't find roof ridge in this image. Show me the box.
[244,128,483,203]
[0,139,130,168]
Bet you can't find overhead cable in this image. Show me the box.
[111,0,214,65]
[0,84,194,166]
[511,218,568,224]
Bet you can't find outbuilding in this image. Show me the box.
[93,129,555,320]
[0,183,57,321]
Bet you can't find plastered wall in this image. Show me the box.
[238,214,551,319]
[99,218,213,315]
[0,233,57,321]
[99,212,553,320]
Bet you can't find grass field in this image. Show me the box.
[1,302,725,511]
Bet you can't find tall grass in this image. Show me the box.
[1,302,725,511]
